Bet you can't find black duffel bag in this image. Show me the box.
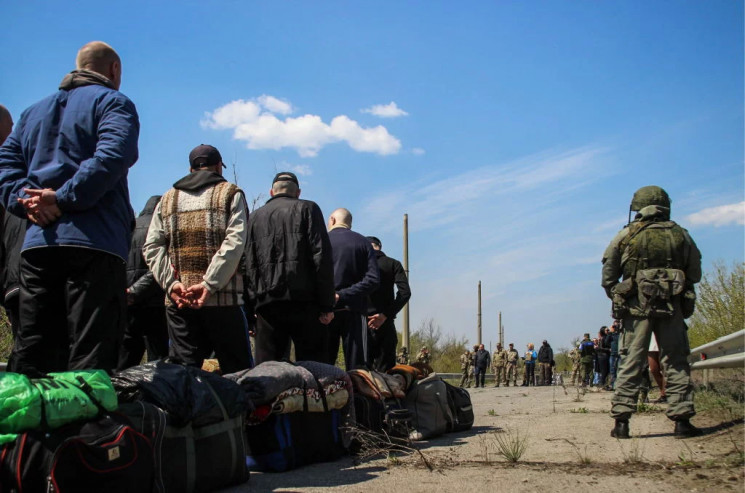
[0,413,153,493]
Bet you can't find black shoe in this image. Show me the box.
[611,420,630,439]
[653,395,668,404]
[674,420,703,438]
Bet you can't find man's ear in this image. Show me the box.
[269,189,275,197]
[296,188,301,198]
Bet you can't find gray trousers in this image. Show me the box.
[611,307,694,421]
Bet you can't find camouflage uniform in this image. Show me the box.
[505,346,519,386]
[602,186,702,437]
[569,347,581,385]
[491,346,508,386]
[397,348,409,365]
[416,348,430,365]
[459,351,471,388]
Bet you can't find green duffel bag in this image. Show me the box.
[0,370,118,434]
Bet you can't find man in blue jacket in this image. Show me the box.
[0,41,139,375]
[326,208,379,370]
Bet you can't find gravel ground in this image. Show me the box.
[221,382,744,493]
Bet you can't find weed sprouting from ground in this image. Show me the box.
[562,438,592,464]
[569,407,589,414]
[492,428,529,463]
[573,387,586,402]
[635,402,663,413]
[618,437,647,464]
[487,409,496,416]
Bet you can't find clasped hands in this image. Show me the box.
[18,188,62,227]
[170,282,211,309]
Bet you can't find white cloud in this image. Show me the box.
[288,163,312,176]
[411,148,426,155]
[686,201,745,227]
[361,101,409,118]
[202,96,402,157]
[257,95,293,115]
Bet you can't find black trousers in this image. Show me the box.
[474,366,487,387]
[326,310,368,370]
[254,301,327,364]
[117,305,169,371]
[367,318,397,372]
[166,304,252,374]
[12,248,126,376]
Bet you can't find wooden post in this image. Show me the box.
[477,281,482,345]
[402,214,410,351]
[499,311,503,348]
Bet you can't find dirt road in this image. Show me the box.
[224,383,744,492]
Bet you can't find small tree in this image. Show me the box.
[688,261,744,348]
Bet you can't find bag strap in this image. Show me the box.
[75,376,109,416]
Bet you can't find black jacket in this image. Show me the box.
[328,227,380,314]
[537,343,553,363]
[127,195,164,307]
[0,210,26,302]
[474,349,491,369]
[245,194,335,312]
[367,250,411,318]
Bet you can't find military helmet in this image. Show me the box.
[630,186,671,211]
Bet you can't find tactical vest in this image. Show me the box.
[615,220,691,318]
[619,220,689,280]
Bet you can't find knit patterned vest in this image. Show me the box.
[161,181,243,306]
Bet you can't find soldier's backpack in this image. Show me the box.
[0,412,153,493]
[443,382,474,432]
[403,374,453,440]
[618,221,691,318]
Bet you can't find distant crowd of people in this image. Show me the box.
[457,340,557,388]
[0,41,411,379]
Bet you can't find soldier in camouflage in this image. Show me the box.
[569,345,581,386]
[459,349,472,388]
[602,186,702,439]
[505,343,519,386]
[491,343,508,387]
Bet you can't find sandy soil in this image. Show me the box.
[221,383,744,493]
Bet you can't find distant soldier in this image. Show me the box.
[492,343,508,387]
[416,346,430,365]
[459,349,471,388]
[397,347,409,365]
[579,333,595,387]
[505,343,519,386]
[569,345,581,386]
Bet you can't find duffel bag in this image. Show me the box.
[404,374,453,440]
[443,382,474,432]
[119,398,248,493]
[244,409,347,472]
[0,413,153,493]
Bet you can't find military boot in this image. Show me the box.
[674,420,703,438]
[611,420,630,439]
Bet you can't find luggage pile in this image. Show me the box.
[349,364,474,443]
[0,361,474,491]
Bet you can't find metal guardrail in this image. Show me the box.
[688,329,745,370]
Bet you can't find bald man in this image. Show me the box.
[325,208,380,370]
[0,42,139,375]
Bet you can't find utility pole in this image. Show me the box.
[402,214,410,351]
[477,281,482,345]
[499,311,504,348]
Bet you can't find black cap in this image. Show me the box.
[273,171,299,186]
[189,144,225,169]
[366,236,381,248]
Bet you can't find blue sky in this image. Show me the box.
[1,1,743,352]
